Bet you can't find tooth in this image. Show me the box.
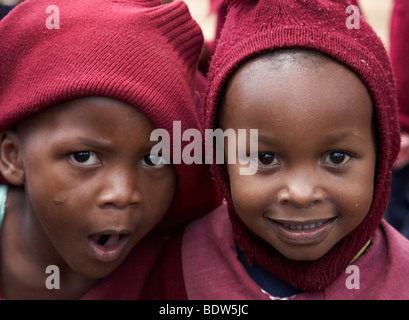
[282,221,327,231]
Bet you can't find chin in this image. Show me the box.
[74,261,121,280]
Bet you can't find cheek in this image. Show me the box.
[228,165,268,220]
[340,181,374,225]
[23,157,94,232]
[26,170,92,217]
[29,188,83,233]
[23,151,79,202]
[142,170,177,224]
[335,165,376,232]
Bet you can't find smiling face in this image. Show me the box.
[11,97,176,278]
[219,51,377,261]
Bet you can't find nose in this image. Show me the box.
[96,168,142,209]
[277,170,324,208]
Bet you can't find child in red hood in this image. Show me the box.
[142,0,409,300]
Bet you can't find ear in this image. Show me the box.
[0,130,25,186]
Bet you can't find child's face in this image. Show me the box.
[219,55,376,261]
[15,97,176,278]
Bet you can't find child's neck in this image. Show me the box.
[0,187,98,300]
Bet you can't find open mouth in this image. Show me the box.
[91,233,127,248]
[88,232,130,263]
[282,221,326,231]
[267,217,337,245]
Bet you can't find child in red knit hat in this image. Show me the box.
[142,0,409,300]
[0,0,220,299]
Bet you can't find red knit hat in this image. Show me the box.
[0,0,221,234]
[205,0,400,291]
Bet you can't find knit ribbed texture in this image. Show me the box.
[205,0,400,291]
[0,0,221,234]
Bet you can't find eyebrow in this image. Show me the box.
[54,136,115,152]
[323,132,368,144]
[257,134,279,144]
[54,135,157,153]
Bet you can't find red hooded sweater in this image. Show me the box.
[141,0,409,299]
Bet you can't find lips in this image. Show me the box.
[88,231,130,263]
[267,217,337,245]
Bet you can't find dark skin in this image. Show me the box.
[219,51,377,261]
[0,97,176,299]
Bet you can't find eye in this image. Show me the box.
[258,152,280,167]
[140,154,165,168]
[69,151,100,166]
[324,152,351,166]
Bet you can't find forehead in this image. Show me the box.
[220,51,373,132]
[17,97,152,136]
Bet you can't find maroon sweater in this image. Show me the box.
[142,204,409,300]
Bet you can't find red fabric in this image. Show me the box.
[140,231,188,300]
[210,0,221,14]
[182,206,409,300]
[390,0,409,134]
[142,204,409,299]
[204,0,400,291]
[181,205,409,300]
[0,0,221,235]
